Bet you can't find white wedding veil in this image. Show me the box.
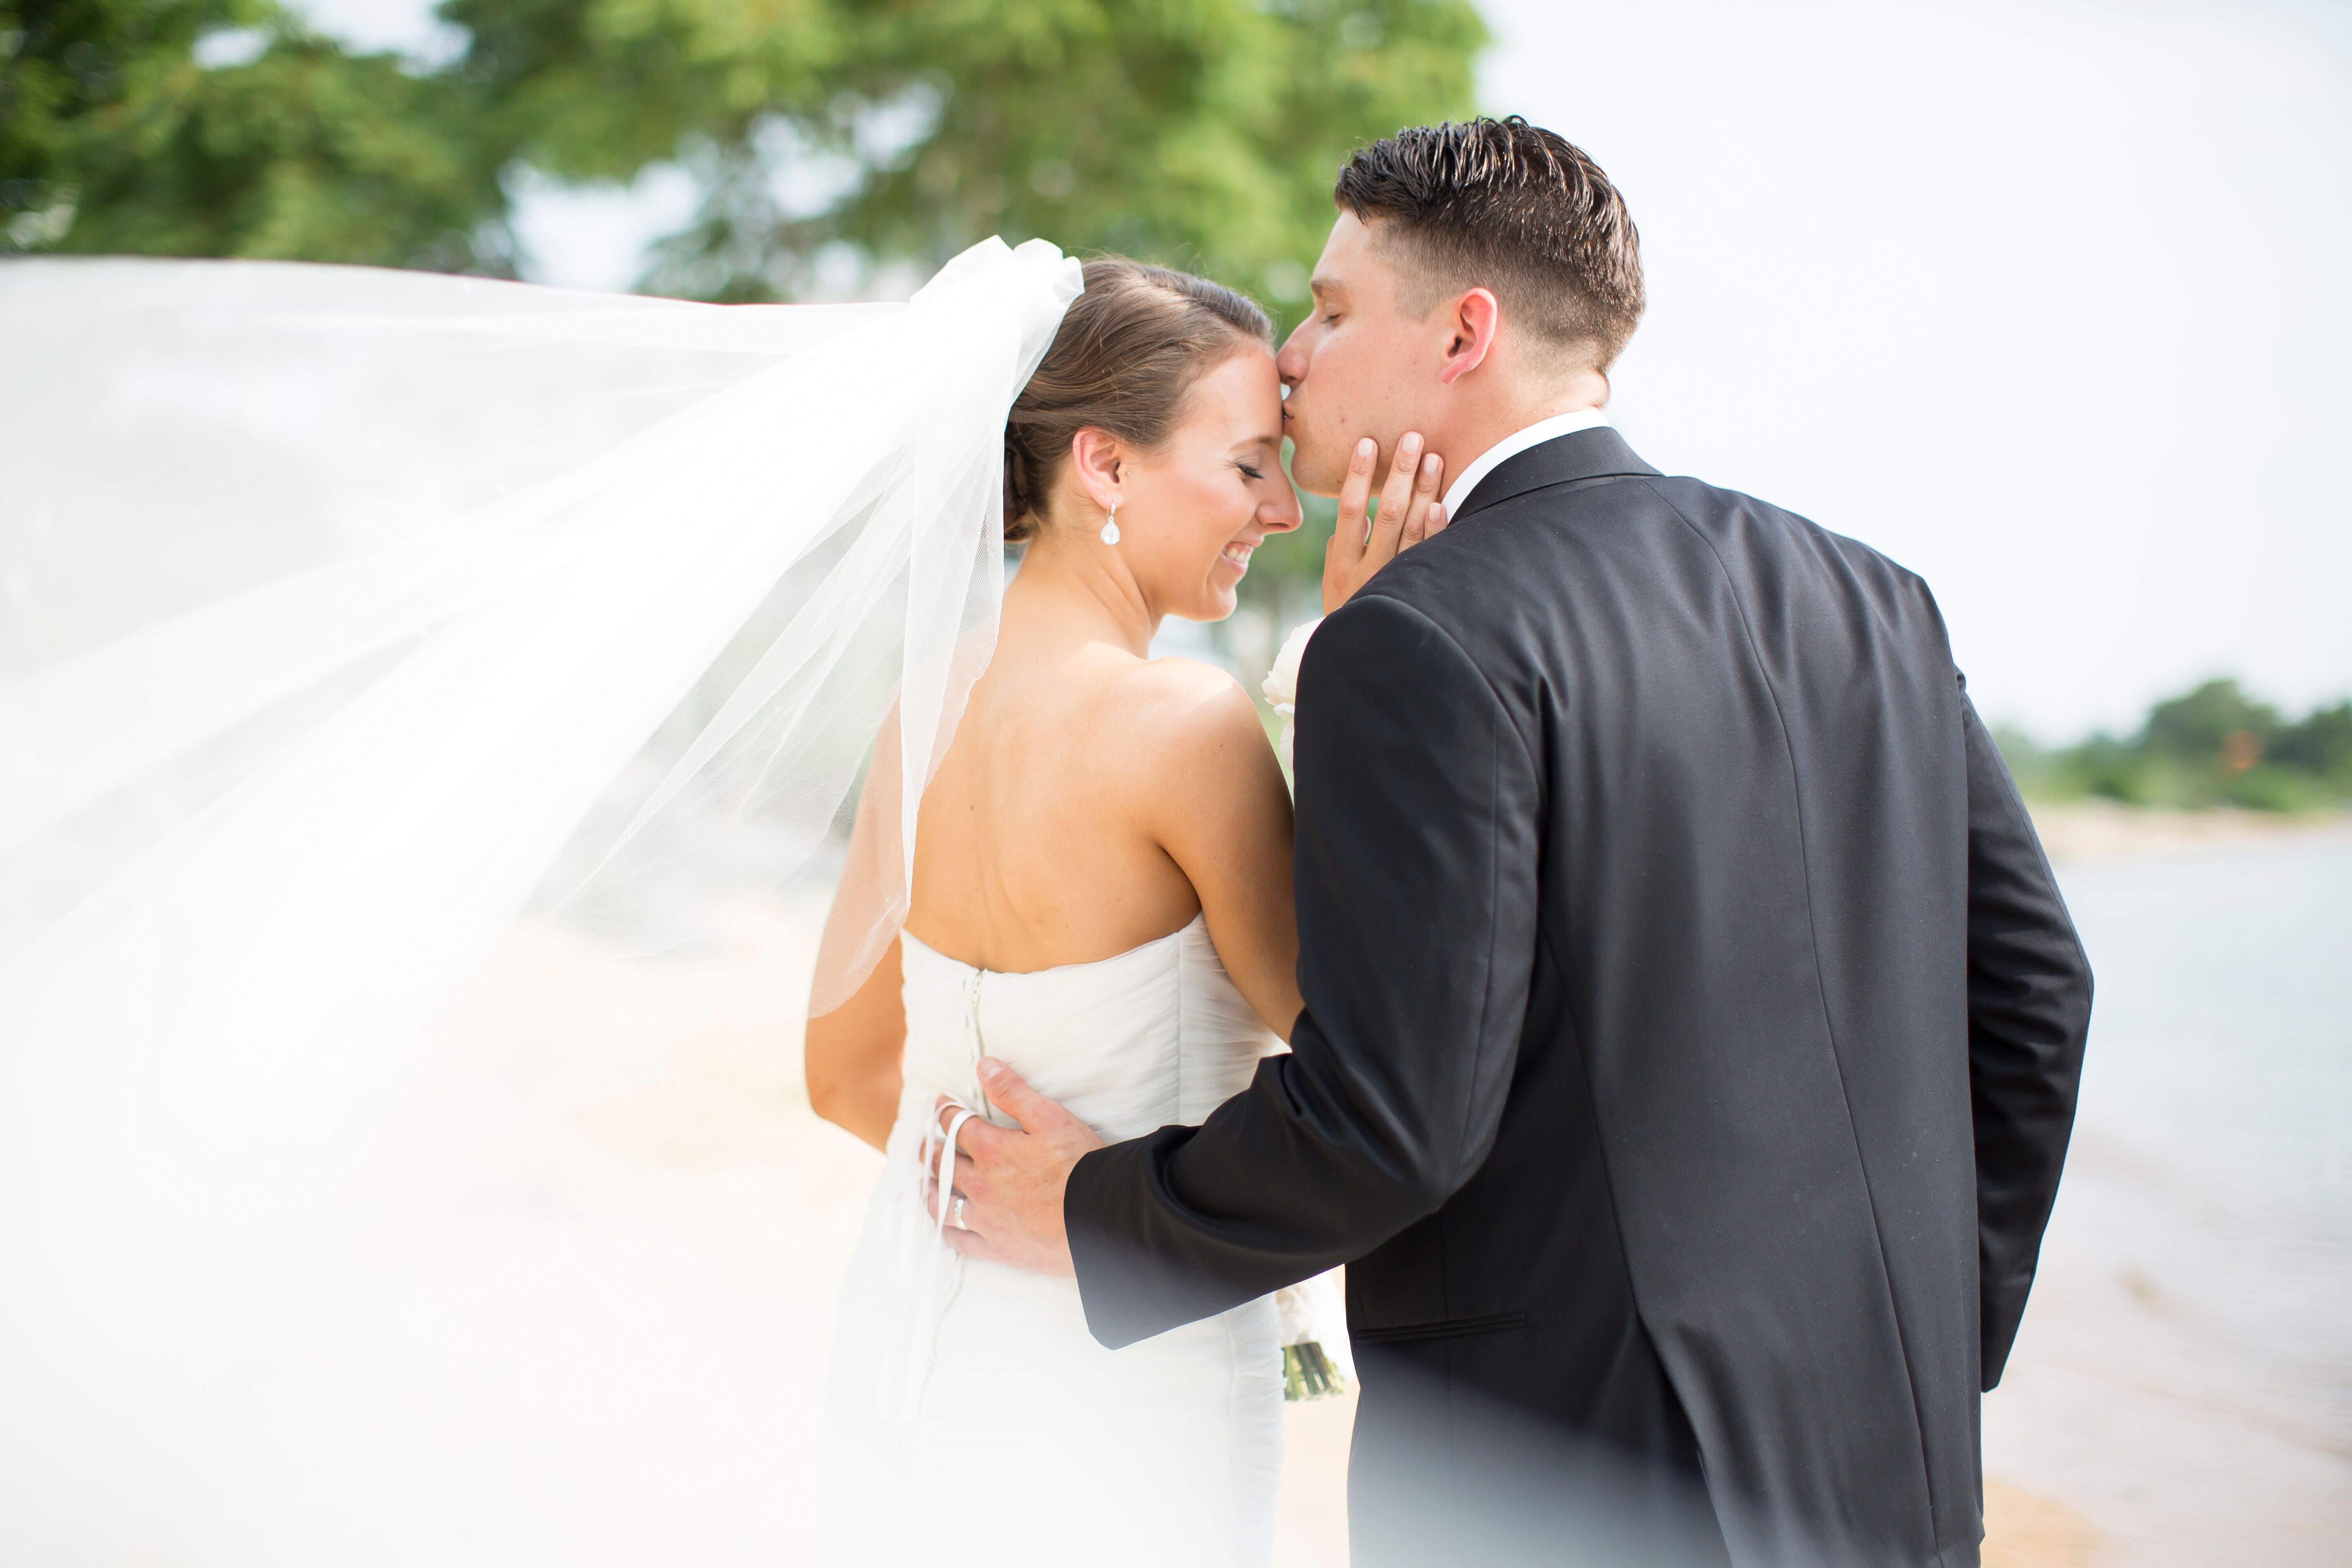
[0,238,1081,1553]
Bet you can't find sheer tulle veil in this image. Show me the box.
[0,238,1081,1548]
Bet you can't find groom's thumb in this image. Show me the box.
[977,1056,1055,1129]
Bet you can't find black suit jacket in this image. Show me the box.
[1065,428,2092,1568]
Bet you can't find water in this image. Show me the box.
[1983,831,2352,1565]
[2060,835,2352,1223]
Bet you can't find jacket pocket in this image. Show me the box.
[1351,1310,1527,1345]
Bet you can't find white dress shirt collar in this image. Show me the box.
[1439,408,1611,520]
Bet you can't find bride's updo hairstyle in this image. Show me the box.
[1002,259,1272,543]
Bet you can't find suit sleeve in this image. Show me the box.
[1960,680,2093,1388]
[1064,594,1544,1349]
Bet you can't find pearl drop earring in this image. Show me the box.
[1099,503,1120,546]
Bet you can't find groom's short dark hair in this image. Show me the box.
[1336,118,1645,372]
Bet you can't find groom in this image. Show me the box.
[944,118,2092,1566]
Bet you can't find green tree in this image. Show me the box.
[450,0,1486,311]
[3,0,510,266]
[2140,678,2280,764]
[1999,677,2352,813]
[9,0,1484,314]
[2270,700,2352,786]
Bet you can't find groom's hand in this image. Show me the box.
[1323,432,1446,614]
[925,1058,1104,1277]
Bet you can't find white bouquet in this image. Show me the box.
[1260,617,1323,773]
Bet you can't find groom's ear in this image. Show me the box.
[1435,287,1502,387]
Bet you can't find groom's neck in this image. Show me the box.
[1428,368,1609,488]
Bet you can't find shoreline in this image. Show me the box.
[2025,800,2351,865]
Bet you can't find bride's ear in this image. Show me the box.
[1067,427,1126,517]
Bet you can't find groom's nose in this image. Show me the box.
[1276,328,1307,386]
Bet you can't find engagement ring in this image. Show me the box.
[952,1196,968,1230]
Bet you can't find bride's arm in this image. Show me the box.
[804,935,905,1152]
[1142,672,1305,1041]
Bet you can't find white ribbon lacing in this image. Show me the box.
[882,965,991,1423]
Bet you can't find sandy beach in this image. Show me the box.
[172,806,2349,1566]
[2023,800,2352,867]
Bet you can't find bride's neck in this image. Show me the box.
[1007,530,1159,658]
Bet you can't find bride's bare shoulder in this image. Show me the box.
[1091,653,1276,786]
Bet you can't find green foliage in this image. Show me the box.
[1998,679,2352,813]
[3,0,510,267]
[452,0,1486,309]
[8,0,1483,311]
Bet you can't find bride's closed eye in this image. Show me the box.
[1237,462,1265,481]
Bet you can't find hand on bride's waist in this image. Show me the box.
[920,1056,1105,1277]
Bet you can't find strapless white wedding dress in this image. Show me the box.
[820,914,1284,1567]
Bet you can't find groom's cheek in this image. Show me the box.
[1285,426,1343,499]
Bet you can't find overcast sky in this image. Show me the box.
[287,0,2350,737]
[1479,0,2351,738]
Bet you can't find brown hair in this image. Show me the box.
[1003,258,1272,542]
[1334,117,1645,372]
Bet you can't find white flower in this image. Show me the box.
[1260,617,1322,713]
[1261,617,1322,775]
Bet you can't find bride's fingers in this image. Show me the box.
[1372,439,1446,565]
[1365,433,1425,557]
[1334,437,1378,554]
[1398,458,1445,548]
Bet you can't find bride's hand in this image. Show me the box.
[924,1058,1105,1277]
[1322,432,1446,615]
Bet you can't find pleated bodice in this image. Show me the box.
[897,911,1276,1141]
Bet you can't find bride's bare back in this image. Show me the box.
[907,574,1279,974]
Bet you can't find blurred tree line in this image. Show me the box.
[2,0,1481,312]
[1997,679,2352,813]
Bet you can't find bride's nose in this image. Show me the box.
[1261,487,1303,535]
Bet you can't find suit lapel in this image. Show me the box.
[1453,426,1662,523]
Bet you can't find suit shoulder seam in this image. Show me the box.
[1351,592,1538,775]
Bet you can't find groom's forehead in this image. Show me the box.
[1312,214,1387,297]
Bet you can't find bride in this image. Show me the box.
[805,260,1435,1566]
[0,238,1437,1562]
